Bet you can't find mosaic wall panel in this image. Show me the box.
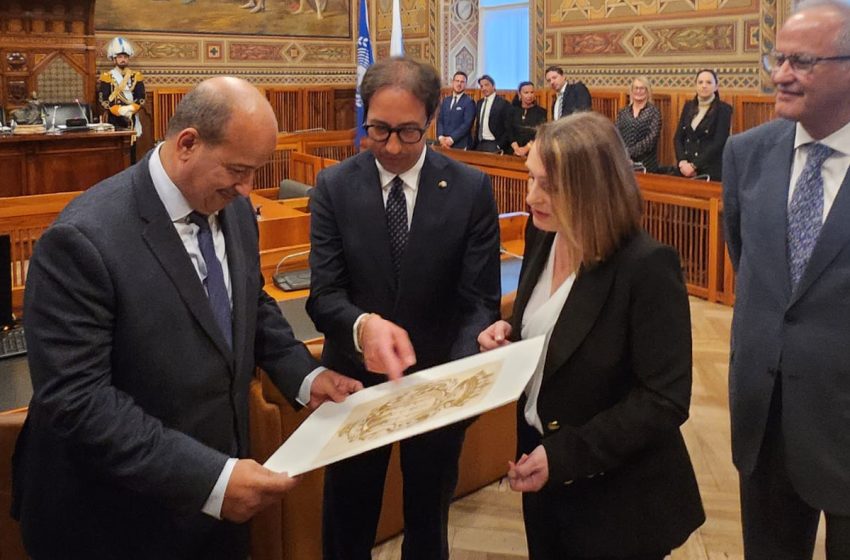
[440,0,479,82]
[36,55,85,102]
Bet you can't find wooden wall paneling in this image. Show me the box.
[302,87,334,131]
[591,90,625,123]
[733,94,776,134]
[289,152,324,185]
[332,87,356,130]
[265,88,301,133]
[151,87,190,142]
[653,93,676,168]
[642,191,712,299]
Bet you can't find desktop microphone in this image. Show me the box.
[74,98,89,124]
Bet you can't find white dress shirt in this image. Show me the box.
[520,235,575,434]
[479,94,496,141]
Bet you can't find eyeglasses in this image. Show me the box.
[763,51,850,74]
[362,124,426,144]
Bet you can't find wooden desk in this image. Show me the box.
[0,131,133,197]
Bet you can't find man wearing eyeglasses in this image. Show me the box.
[723,0,850,557]
[307,56,501,559]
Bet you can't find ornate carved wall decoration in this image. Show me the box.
[1,1,96,109]
[440,0,480,81]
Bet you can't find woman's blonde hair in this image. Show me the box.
[533,112,643,267]
[629,76,653,104]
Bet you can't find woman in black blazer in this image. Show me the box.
[479,112,704,560]
[673,68,733,181]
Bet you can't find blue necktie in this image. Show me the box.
[188,211,232,348]
[787,142,835,288]
[386,176,408,278]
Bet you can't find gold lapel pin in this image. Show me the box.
[438,180,448,189]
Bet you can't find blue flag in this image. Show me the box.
[355,0,374,149]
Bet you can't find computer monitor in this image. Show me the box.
[0,235,13,327]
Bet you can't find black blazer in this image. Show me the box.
[474,95,511,152]
[307,148,501,383]
[13,151,317,559]
[553,81,592,119]
[674,97,733,180]
[511,226,704,557]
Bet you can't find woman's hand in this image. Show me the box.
[477,320,512,352]
[678,160,697,177]
[507,445,549,492]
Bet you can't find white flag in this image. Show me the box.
[390,0,404,56]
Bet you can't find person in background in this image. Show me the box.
[615,76,662,172]
[723,0,850,556]
[506,81,547,157]
[437,71,476,149]
[99,36,145,138]
[308,56,501,560]
[545,65,591,120]
[479,112,705,560]
[12,77,361,559]
[673,69,732,180]
[473,74,511,153]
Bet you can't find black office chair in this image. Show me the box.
[41,102,93,129]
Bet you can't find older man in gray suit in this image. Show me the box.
[723,0,850,557]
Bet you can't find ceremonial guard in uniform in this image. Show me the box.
[99,37,145,141]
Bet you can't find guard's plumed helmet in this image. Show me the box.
[107,37,135,59]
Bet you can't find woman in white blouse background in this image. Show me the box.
[478,112,705,560]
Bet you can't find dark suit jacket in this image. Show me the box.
[552,82,592,119]
[723,119,850,514]
[306,148,501,383]
[512,226,704,557]
[674,97,732,180]
[436,93,475,149]
[474,95,511,152]
[12,151,317,559]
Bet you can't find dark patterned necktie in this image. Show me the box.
[386,176,408,277]
[787,142,835,288]
[478,97,489,141]
[188,211,232,348]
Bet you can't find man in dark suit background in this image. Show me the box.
[437,70,475,149]
[12,77,361,559]
[723,1,850,557]
[307,56,501,559]
[545,65,591,120]
[473,74,511,153]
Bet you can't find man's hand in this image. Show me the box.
[360,315,416,380]
[220,459,299,523]
[308,369,364,409]
[478,320,512,352]
[507,445,549,492]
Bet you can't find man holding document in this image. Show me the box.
[307,56,501,559]
[12,77,361,559]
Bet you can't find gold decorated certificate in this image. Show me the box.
[264,336,546,476]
